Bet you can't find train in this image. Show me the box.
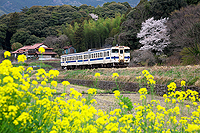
[60,46,130,69]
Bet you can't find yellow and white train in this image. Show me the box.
[61,46,130,69]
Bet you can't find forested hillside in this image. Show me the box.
[0,0,200,65]
[0,2,132,52]
[0,0,139,16]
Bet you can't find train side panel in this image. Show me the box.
[61,46,130,69]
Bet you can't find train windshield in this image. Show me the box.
[112,49,119,53]
[124,49,130,53]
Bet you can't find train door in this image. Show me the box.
[119,47,124,64]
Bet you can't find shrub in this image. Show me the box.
[129,49,156,66]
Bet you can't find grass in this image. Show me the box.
[13,62,54,70]
[59,65,200,87]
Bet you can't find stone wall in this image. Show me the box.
[58,79,200,96]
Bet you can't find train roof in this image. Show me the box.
[61,46,130,57]
[61,47,111,57]
[111,46,130,49]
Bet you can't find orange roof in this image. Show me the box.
[36,47,53,50]
[11,43,55,54]
[19,45,32,50]
[63,45,73,49]
[12,49,27,54]
[28,43,45,49]
[35,51,57,55]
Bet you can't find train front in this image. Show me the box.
[111,46,130,67]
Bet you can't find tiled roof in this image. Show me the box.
[63,45,73,49]
[19,45,32,50]
[12,49,27,54]
[35,51,57,55]
[36,47,53,50]
[28,43,44,49]
[11,43,56,55]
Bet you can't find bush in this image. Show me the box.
[129,49,156,66]
[181,45,200,65]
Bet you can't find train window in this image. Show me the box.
[120,50,123,54]
[89,54,91,58]
[98,53,100,57]
[125,49,130,53]
[112,49,119,53]
[104,52,106,57]
[84,55,88,59]
[100,52,103,57]
[95,53,97,58]
[107,51,109,56]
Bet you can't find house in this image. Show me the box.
[12,43,57,59]
[12,45,32,58]
[27,43,57,59]
[63,45,76,54]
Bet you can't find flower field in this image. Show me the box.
[1,52,200,133]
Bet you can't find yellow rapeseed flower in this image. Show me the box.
[26,67,33,73]
[51,81,57,87]
[62,81,70,86]
[3,76,14,83]
[167,82,177,92]
[138,88,147,95]
[185,124,200,132]
[38,47,45,54]
[113,90,120,98]
[136,76,141,79]
[181,80,186,87]
[17,54,27,63]
[4,51,11,58]
[112,73,119,78]
[94,73,100,77]
[90,99,97,104]
[41,81,46,86]
[87,88,97,95]
[186,105,190,108]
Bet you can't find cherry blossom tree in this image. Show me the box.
[137,17,170,55]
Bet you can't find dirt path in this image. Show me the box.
[53,83,199,116]
[55,83,168,111]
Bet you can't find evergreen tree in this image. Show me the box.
[5,12,20,50]
[74,24,85,52]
